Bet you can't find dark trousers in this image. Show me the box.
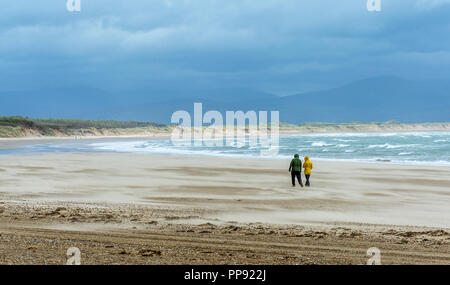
[305,174,311,186]
[291,171,302,186]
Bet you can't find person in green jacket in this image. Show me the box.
[289,154,303,187]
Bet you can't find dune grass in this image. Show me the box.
[0,116,448,138]
[0,116,169,137]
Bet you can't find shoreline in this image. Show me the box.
[1,128,449,142]
[1,132,449,167]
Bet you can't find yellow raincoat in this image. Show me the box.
[303,156,313,175]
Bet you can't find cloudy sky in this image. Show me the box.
[1,0,450,96]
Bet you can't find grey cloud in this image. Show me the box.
[0,0,449,94]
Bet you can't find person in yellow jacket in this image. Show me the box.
[303,156,313,187]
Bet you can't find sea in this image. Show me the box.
[1,132,449,166]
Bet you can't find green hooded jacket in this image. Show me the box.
[289,154,302,172]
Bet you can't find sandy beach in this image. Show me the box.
[0,152,449,264]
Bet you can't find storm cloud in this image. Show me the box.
[1,0,450,96]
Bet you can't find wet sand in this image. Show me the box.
[0,153,449,264]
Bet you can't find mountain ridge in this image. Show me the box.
[0,76,448,123]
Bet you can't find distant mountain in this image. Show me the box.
[0,87,279,123]
[0,77,449,123]
[277,76,450,123]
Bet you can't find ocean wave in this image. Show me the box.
[367,144,418,149]
[10,132,444,166]
[311,141,332,147]
[336,144,350,148]
[333,138,357,142]
[387,144,418,149]
[311,157,450,166]
[368,144,389,149]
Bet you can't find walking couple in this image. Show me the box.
[289,154,313,187]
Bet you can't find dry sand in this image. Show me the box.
[0,153,449,264]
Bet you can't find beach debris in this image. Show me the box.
[198,223,216,230]
[138,249,161,257]
[118,250,130,255]
[225,225,240,232]
[398,238,409,244]
[49,207,67,216]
